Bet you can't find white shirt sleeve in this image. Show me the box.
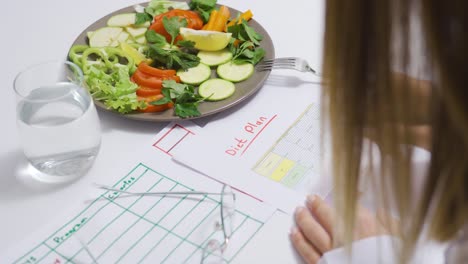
[317,236,401,264]
[317,235,447,264]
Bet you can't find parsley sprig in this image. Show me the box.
[163,16,187,46]
[188,0,217,23]
[150,80,205,118]
[227,20,266,65]
[144,16,200,70]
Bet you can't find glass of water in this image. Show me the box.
[14,60,101,183]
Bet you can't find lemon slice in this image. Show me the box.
[179,27,232,51]
[119,41,149,65]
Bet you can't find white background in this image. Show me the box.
[0,0,324,257]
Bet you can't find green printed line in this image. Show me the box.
[230,219,264,262]
[227,215,259,262]
[14,162,268,264]
[85,169,150,244]
[107,197,198,241]
[105,186,227,257]
[159,196,208,263]
[180,203,221,263]
[210,214,250,264]
[140,164,199,195]
[93,177,165,260]
[114,182,178,263]
[13,164,145,264]
[230,209,264,225]
[182,204,221,263]
[183,206,265,263]
[43,243,72,263]
[137,184,193,263]
[62,167,151,264]
[37,165,148,264]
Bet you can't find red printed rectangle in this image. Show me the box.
[153,124,194,155]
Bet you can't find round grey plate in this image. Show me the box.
[70,1,275,122]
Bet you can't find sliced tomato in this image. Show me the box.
[137,95,174,113]
[132,70,163,89]
[149,9,204,43]
[136,86,162,97]
[138,63,176,77]
[166,75,181,83]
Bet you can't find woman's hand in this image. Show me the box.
[289,195,398,264]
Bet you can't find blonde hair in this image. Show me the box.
[322,0,468,261]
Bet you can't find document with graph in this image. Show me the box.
[3,123,277,264]
[171,86,332,214]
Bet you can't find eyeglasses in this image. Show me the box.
[201,184,236,264]
[96,183,237,263]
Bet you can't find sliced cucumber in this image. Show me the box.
[86,31,94,39]
[217,61,254,82]
[125,26,147,38]
[197,49,233,66]
[176,63,211,85]
[198,78,235,101]
[89,27,123,47]
[107,13,136,27]
[107,13,149,27]
[110,31,130,46]
[135,35,147,44]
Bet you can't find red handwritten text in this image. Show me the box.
[225,115,277,157]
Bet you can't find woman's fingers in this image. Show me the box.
[290,226,321,264]
[294,206,333,253]
[306,195,334,236]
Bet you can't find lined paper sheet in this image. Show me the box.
[3,122,276,264]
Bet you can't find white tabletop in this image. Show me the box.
[0,0,324,257]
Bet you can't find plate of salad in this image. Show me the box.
[68,0,274,121]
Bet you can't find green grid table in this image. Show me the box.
[13,163,264,264]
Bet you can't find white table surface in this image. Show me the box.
[0,0,324,258]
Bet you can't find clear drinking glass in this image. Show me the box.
[13,60,101,183]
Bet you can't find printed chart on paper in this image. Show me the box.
[12,163,265,264]
[253,104,322,190]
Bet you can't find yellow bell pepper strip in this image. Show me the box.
[202,6,230,32]
[202,9,219,30]
[213,6,230,32]
[226,9,253,30]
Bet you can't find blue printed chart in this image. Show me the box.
[11,163,265,264]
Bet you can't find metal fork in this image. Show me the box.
[256,57,318,75]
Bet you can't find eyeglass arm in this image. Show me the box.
[95,183,225,196]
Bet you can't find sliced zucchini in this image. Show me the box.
[198,78,235,101]
[135,35,147,44]
[217,61,254,82]
[86,31,94,39]
[107,13,135,27]
[177,63,211,85]
[110,31,130,47]
[89,27,123,47]
[125,26,147,38]
[197,49,233,66]
[107,13,150,27]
